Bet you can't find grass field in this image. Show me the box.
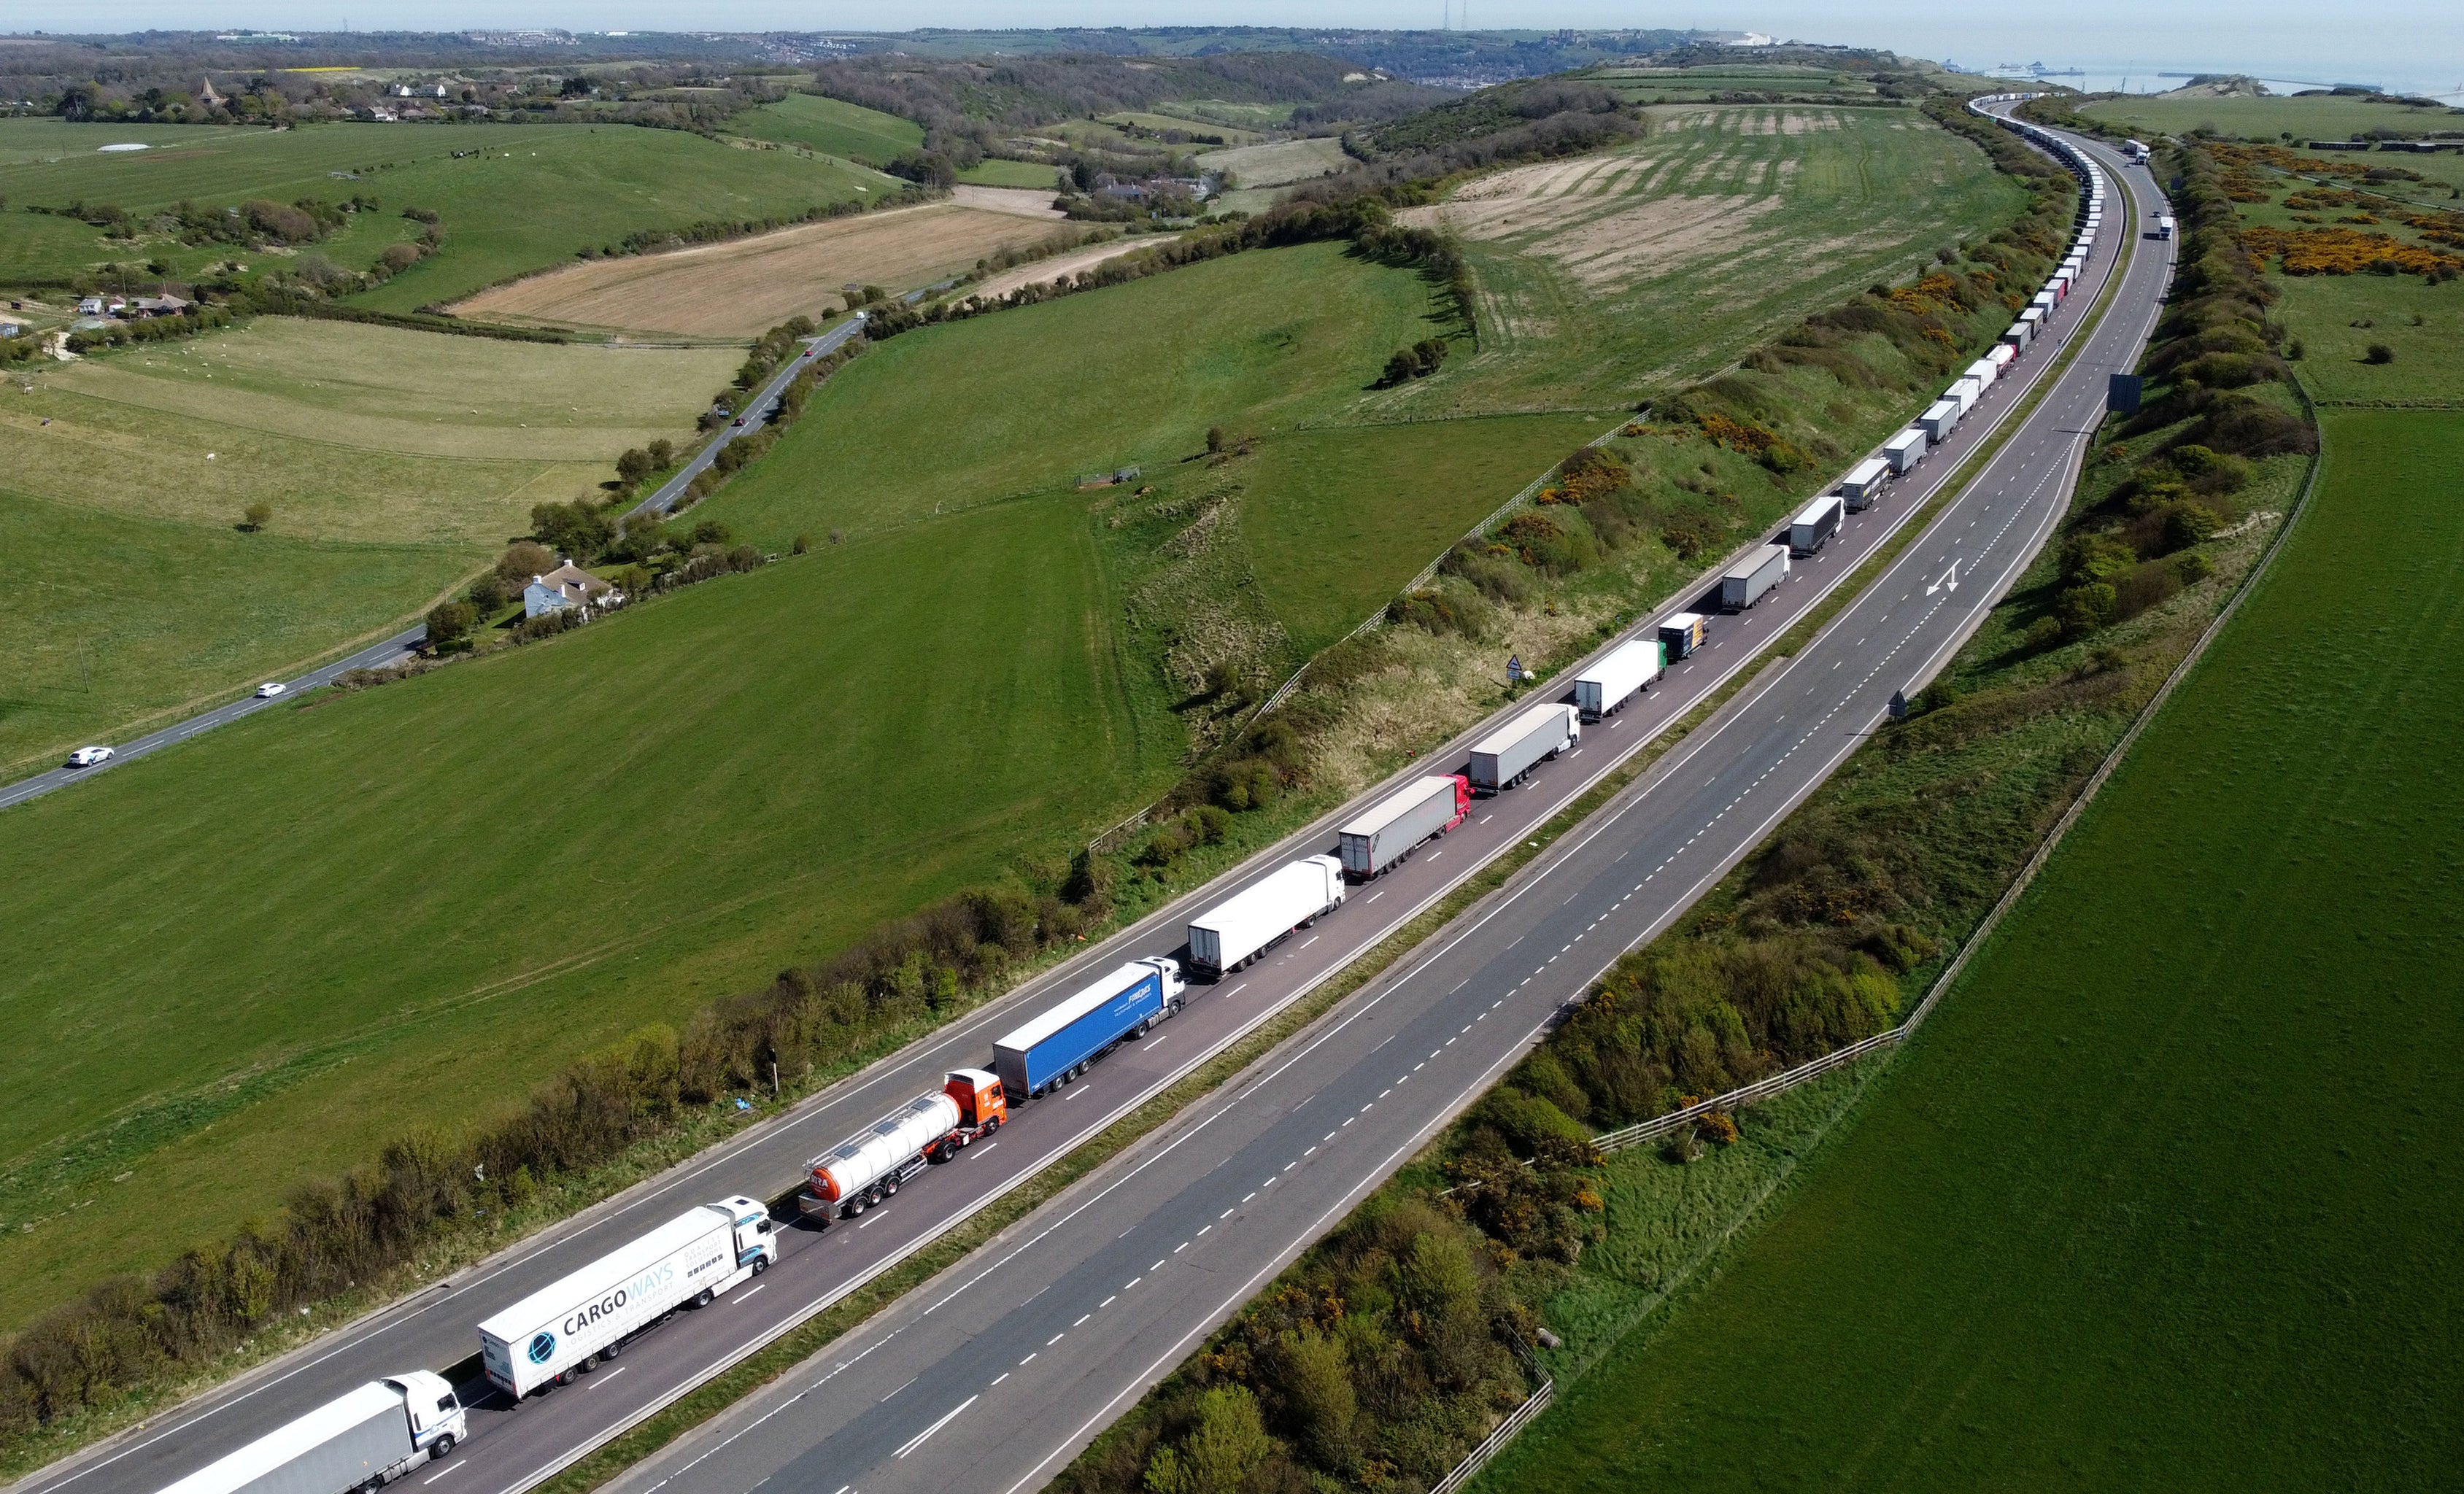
[0,241,1491,1326]
[454,193,1076,337]
[1237,415,1602,651]
[0,320,732,769]
[0,493,1181,1332]
[1390,104,2028,412]
[1105,111,1271,145]
[2083,90,2464,142]
[1474,409,2464,1490]
[700,240,1458,546]
[727,93,924,166]
[1197,136,1348,188]
[0,118,882,311]
[958,157,1064,189]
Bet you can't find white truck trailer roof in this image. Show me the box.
[158,1382,405,1494]
[1342,777,1459,841]
[478,1205,730,1347]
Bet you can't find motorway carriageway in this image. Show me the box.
[0,318,865,814]
[9,117,2162,1494]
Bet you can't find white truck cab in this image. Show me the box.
[388,1370,467,1458]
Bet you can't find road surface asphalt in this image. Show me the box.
[7,113,2164,1494]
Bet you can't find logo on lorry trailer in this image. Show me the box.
[528,1331,556,1364]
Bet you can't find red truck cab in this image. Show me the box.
[944,1068,1006,1131]
[1443,773,1472,832]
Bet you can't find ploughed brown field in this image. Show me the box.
[453,187,1075,338]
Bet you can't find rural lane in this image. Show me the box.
[622,313,866,525]
[4,112,2160,1494]
[0,314,868,812]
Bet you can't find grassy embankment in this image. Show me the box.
[1465,106,2464,1491]
[0,117,885,308]
[0,320,735,770]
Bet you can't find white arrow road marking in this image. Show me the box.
[1926,559,1960,595]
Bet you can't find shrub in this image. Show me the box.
[2364,341,2395,363]
[239,500,271,531]
[424,600,477,646]
[496,540,555,584]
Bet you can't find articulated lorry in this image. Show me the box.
[1339,775,1470,880]
[1788,495,1843,557]
[1469,703,1579,792]
[479,1197,776,1396]
[1187,856,1345,975]
[1719,544,1789,611]
[1573,638,1663,721]
[995,960,1182,1095]
[800,1074,1005,1218]
[157,1375,463,1494]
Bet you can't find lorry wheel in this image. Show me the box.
[695,1288,715,1307]
[884,1177,900,1196]
[752,1256,768,1276]
[432,1436,455,1460]
[603,1341,622,1359]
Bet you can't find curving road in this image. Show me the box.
[0,315,867,813]
[6,110,2163,1494]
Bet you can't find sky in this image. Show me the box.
[11,1,2463,101]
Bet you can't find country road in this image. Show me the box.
[0,314,865,813]
[4,109,2161,1494]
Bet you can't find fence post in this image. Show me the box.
[1427,1377,1554,1494]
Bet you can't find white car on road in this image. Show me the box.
[255,681,287,698]
[66,746,114,768]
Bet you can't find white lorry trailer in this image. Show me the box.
[1839,457,1891,510]
[155,1376,464,1494]
[479,1197,776,1397]
[801,1072,1006,1214]
[1917,400,1960,444]
[1188,856,1345,975]
[1787,495,1844,557]
[1718,544,1790,611]
[1338,775,1470,879]
[1882,429,1928,476]
[1965,357,1999,390]
[1468,703,1579,792]
[1572,638,1664,721]
[2155,214,2175,239]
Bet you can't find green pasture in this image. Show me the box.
[1197,136,1349,188]
[702,240,1457,546]
[958,158,1065,189]
[2276,274,2464,403]
[729,93,924,166]
[0,118,880,309]
[0,320,732,770]
[1239,414,1604,651]
[0,493,1179,1332]
[1103,112,1271,145]
[1474,409,2464,1492]
[2083,91,2463,142]
[0,488,475,769]
[1402,104,2028,414]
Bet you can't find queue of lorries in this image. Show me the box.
[148,98,2128,1494]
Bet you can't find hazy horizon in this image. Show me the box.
[7,1,2459,103]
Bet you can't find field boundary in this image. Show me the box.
[1429,1377,1553,1494]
